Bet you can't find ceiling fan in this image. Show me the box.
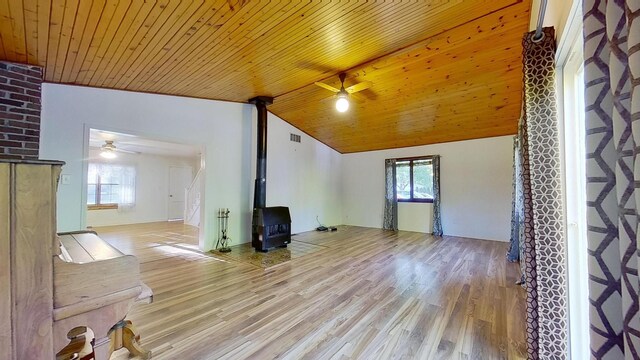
[314,73,372,113]
[99,140,138,159]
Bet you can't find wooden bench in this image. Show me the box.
[54,231,153,360]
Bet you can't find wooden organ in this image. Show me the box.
[0,159,152,359]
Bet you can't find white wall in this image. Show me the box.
[260,113,342,234]
[40,84,509,245]
[341,136,514,241]
[398,202,431,233]
[40,84,342,250]
[86,149,199,227]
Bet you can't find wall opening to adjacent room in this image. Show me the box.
[85,128,203,246]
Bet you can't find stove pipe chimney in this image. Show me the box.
[248,96,291,252]
[248,96,273,209]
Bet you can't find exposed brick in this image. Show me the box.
[0,140,23,148]
[0,98,24,107]
[0,111,25,120]
[8,120,39,129]
[0,84,25,94]
[10,93,40,104]
[0,154,20,160]
[8,79,40,91]
[0,126,24,134]
[0,69,25,81]
[26,103,41,110]
[9,107,40,116]
[7,148,38,156]
[0,61,42,160]
[8,64,42,79]
[7,134,38,142]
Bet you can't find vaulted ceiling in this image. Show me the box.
[0,0,531,153]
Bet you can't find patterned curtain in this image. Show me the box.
[507,133,524,262]
[432,155,443,236]
[522,27,568,359]
[383,159,398,231]
[584,1,640,358]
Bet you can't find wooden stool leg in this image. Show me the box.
[108,322,123,355]
[92,336,112,360]
[122,320,151,359]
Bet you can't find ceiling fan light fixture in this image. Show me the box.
[100,149,117,159]
[336,96,349,113]
[100,140,117,159]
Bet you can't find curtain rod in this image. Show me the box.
[534,0,548,41]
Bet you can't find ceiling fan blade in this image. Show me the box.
[115,148,140,154]
[320,94,337,103]
[345,81,372,94]
[314,82,340,93]
[349,92,366,103]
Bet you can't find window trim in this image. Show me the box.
[390,155,435,203]
[88,204,118,211]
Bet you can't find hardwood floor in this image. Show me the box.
[94,222,526,360]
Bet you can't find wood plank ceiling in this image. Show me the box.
[0,0,531,153]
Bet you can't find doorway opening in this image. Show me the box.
[84,128,205,252]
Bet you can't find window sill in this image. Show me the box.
[398,199,434,203]
[88,204,118,211]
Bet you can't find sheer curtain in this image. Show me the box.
[117,165,136,209]
[383,159,398,231]
[88,162,136,209]
[508,134,524,262]
[431,155,442,236]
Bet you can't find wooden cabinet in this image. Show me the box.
[0,159,63,360]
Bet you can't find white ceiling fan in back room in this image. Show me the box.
[314,73,372,113]
[99,140,139,159]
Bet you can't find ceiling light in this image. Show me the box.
[336,96,349,113]
[100,149,117,159]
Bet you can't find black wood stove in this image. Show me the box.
[249,96,291,252]
[252,207,291,251]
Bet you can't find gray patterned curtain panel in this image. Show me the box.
[584,1,640,358]
[432,155,443,236]
[522,27,568,359]
[383,159,398,231]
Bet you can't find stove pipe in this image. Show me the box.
[249,96,273,209]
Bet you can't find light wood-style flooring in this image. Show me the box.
[95,222,526,360]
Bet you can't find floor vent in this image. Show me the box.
[290,133,301,143]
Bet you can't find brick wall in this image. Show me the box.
[0,61,43,159]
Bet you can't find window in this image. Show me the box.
[87,163,136,210]
[395,157,434,202]
[560,15,590,359]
